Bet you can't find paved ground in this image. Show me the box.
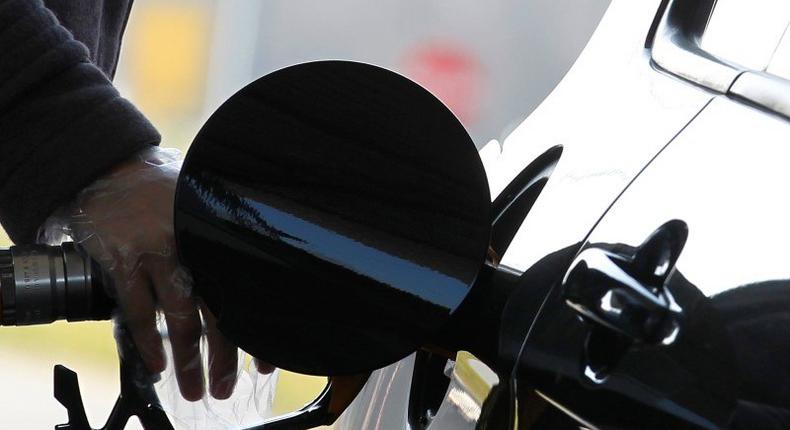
[0,351,123,428]
[0,321,326,429]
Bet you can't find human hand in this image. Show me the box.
[40,147,274,401]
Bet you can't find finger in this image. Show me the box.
[254,357,276,375]
[149,260,204,402]
[202,304,239,399]
[113,270,166,374]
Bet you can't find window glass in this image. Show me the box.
[701,0,790,71]
[766,25,790,78]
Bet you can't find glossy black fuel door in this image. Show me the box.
[174,61,491,376]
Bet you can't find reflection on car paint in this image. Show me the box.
[521,98,790,429]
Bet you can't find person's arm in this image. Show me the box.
[0,0,263,401]
[0,0,158,243]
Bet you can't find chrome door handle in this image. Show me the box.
[563,220,687,344]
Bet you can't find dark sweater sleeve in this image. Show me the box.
[0,0,160,243]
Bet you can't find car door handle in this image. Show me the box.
[563,220,687,344]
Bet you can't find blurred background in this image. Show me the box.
[0,0,610,428]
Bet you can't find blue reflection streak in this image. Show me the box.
[243,198,468,309]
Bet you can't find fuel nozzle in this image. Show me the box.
[0,242,114,326]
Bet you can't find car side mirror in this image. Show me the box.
[174,60,492,378]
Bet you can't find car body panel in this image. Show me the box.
[334,1,716,429]
[520,96,790,429]
[487,0,713,273]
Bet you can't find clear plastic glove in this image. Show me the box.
[39,147,274,401]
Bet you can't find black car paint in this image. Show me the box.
[516,98,790,429]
